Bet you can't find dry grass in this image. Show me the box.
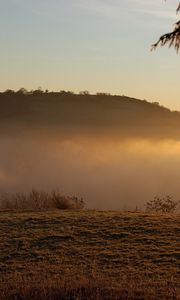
[0,210,179,299]
[0,190,85,210]
[1,272,179,300]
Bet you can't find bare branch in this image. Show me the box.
[176,2,180,13]
[152,2,180,52]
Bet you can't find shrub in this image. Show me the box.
[145,195,179,213]
[0,190,85,211]
[49,191,85,210]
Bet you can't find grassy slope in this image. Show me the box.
[0,210,179,299]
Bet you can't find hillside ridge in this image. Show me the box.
[0,92,180,139]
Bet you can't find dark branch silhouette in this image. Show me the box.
[151,2,180,52]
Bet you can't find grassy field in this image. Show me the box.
[0,210,179,299]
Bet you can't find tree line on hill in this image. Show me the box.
[1,88,112,97]
[0,88,170,112]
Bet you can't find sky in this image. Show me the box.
[0,0,179,109]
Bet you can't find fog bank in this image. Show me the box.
[0,133,180,210]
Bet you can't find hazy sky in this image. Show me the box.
[0,0,179,109]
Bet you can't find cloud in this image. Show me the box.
[75,0,177,21]
[131,0,177,20]
[12,0,177,23]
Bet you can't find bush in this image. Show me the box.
[145,195,179,213]
[50,191,85,210]
[0,190,85,211]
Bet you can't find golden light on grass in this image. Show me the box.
[0,210,179,299]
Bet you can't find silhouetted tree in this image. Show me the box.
[16,88,28,95]
[79,91,90,96]
[96,93,111,97]
[59,90,75,96]
[4,89,15,95]
[152,1,180,52]
[32,87,44,95]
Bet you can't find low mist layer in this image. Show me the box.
[1,132,180,210]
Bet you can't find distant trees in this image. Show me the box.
[59,90,75,96]
[152,102,160,106]
[32,87,44,95]
[4,89,15,95]
[1,89,113,97]
[1,88,76,96]
[1,89,117,97]
[152,2,180,52]
[96,92,111,97]
[16,88,29,95]
[3,88,44,95]
[79,91,90,96]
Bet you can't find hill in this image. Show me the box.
[0,92,180,139]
